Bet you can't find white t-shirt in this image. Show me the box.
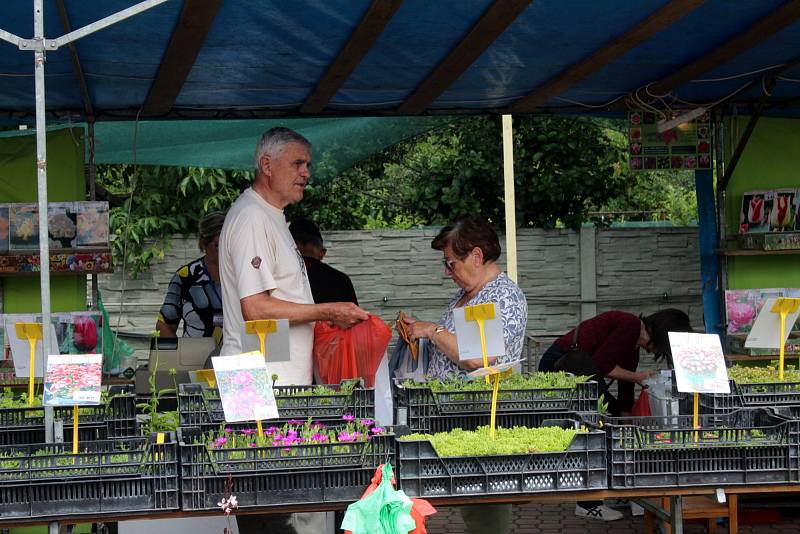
[219,187,315,385]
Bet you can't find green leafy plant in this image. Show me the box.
[403,372,589,393]
[400,425,582,457]
[728,364,800,386]
[136,332,179,434]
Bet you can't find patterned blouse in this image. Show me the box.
[427,271,528,380]
[158,257,222,337]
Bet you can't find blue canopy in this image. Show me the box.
[0,0,799,120]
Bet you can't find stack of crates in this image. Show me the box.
[0,385,179,518]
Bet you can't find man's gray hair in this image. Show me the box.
[254,127,312,172]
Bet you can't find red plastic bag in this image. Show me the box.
[313,315,392,387]
[343,464,436,534]
[631,388,651,416]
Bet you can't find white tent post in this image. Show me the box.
[33,0,55,444]
[502,114,518,283]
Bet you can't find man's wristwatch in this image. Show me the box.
[431,326,446,344]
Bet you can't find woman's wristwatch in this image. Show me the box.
[431,326,446,344]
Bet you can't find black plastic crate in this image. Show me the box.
[0,433,178,518]
[0,385,137,445]
[178,426,394,510]
[397,421,607,498]
[394,378,599,434]
[679,380,800,416]
[178,381,374,432]
[605,408,800,489]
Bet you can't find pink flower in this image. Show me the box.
[287,419,304,425]
[359,418,374,427]
[370,427,385,434]
[214,437,228,446]
[337,432,355,442]
[240,428,254,435]
[342,415,355,422]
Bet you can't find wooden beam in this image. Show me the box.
[397,0,532,115]
[301,0,403,114]
[509,0,705,113]
[142,0,222,117]
[56,0,94,119]
[649,0,800,96]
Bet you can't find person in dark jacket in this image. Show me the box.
[538,308,693,521]
[289,217,358,305]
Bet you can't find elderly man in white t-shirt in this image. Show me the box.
[219,127,368,385]
[219,127,368,534]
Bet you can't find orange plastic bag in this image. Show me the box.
[343,464,436,534]
[631,388,651,416]
[313,315,392,387]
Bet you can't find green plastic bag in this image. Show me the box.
[97,291,135,373]
[340,463,417,534]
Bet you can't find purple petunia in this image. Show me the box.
[224,427,233,433]
[370,427,385,434]
[214,437,228,446]
[359,418,374,427]
[241,428,255,435]
[342,415,355,422]
[287,419,304,425]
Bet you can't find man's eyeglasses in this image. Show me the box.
[442,258,456,272]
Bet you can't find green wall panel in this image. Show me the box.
[0,129,86,312]
[724,117,800,289]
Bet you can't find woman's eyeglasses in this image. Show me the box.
[442,258,456,272]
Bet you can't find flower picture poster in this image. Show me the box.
[43,354,102,406]
[211,352,279,422]
[669,332,730,394]
[725,288,800,334]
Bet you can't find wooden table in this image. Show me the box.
[3,484,799,534]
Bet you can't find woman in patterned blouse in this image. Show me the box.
[401,214,528,379]
[400,214,527,534]
[156,212,226,338]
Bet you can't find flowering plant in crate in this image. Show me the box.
[204,416,388,472]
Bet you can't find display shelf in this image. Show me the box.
[0,248,112,276]
[717,248,800,256]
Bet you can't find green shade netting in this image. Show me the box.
[0,117,443,182]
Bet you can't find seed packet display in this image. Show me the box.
[0,204,9,252]
[75,201,109,247]
[9,204,39,250]
[769,189,796,232]
[739,190,769,234]
[52,312,102,354]
[47,202,78,249]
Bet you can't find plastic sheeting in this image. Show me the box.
[0,1,799,119]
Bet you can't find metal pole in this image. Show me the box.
[501,115,518,283]
[88,121,99,310]
[34,13,58,534]
[33,0,55,445]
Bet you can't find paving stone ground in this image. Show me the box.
[425,501,800,533]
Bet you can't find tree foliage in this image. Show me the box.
[99,164,250,275]
[98,115,697,274]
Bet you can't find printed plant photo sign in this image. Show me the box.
[43,354,103,405]
[668,332,730,394]
[725,288,800,335]
[211,352,279,422]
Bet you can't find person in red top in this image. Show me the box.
[540,309,692,414]
[538,308,693,521]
